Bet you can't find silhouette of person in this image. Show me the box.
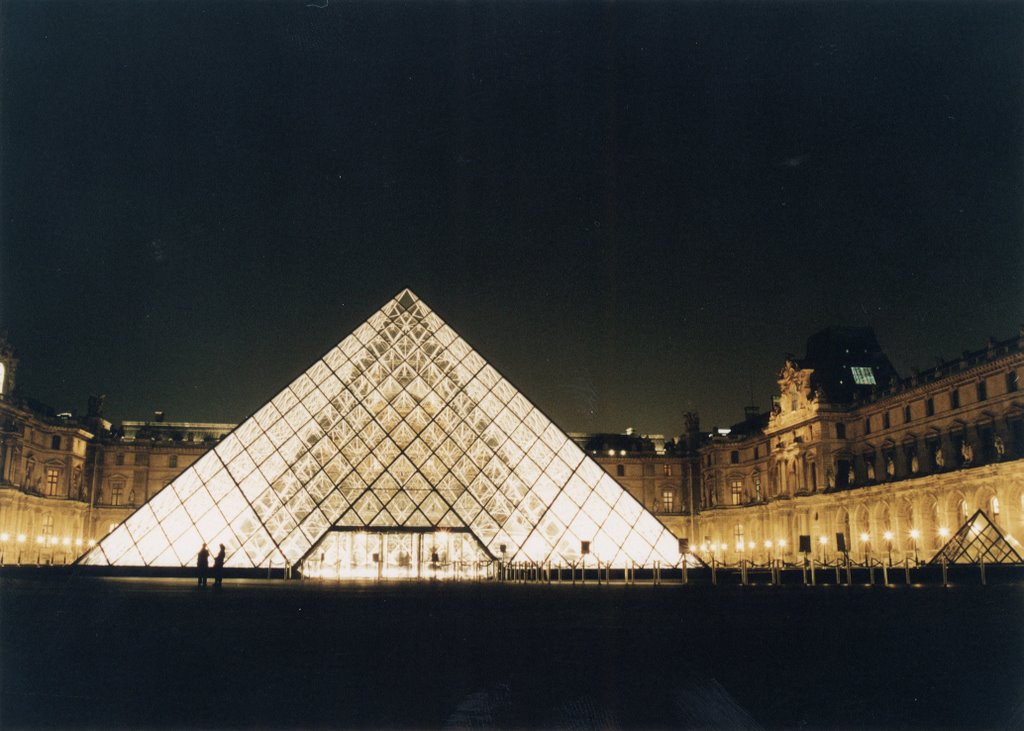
[197,543,210,588]
[213,544,226,588]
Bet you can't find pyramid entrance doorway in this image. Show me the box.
[301,528,495,580]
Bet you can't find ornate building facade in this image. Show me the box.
[697,328,1024,564]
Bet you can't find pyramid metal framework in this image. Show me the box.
[929,509,1023,565]
[80,289,684,571]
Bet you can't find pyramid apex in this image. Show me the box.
[394,288,419,310]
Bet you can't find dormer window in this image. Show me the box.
[851,366,876,385]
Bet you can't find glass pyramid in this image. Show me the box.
[80,289,684,572]
[929,510,1023,565]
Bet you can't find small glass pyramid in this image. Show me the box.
[80,289,683,573]
[930,509,1023,565]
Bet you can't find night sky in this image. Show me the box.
[2,1,1022,435]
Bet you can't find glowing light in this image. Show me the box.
[764,540,772,549]
[62,536,71,546]
[75,538,83,547]
[909,529,920,540]
[777,539,787,548]
[80,289,684,573]
[883,531,893,542]
[736,541,745,551]
[0,533,8,542]
[938,527,950,539]
[818,535,828,545]
[36,536,44,545]
[88,539,96,547]
[860,532,870,543]
[607,450,615,457]
[17,534,25,543]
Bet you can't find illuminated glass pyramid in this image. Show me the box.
[80,289,683,571]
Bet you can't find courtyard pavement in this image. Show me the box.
[1,576,1021,729]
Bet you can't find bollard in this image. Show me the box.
[711,557,717,586]
[740,559,748,586]
[868,565,875,586]
[682,559,688,585]
[979,560,987,586]
[801,560,808,586]
[904,557,911,585]
[834,564,840,584]
[882,563,889,586]
[845,555,852,586]
[810,557,816,586]
[941,555,948,587]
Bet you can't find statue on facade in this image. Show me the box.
[910,453,920,473]
[826,467,835,489]
[72,466,83,499]
[866,461,876,481]
[885,456,895,478]
[934,445,945,468]
[847,465,855,485]
[960,440,974,466]
[994,435,1005,460]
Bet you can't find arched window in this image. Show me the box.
[733,524,745,550]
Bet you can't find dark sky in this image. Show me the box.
[2,1,1022,435]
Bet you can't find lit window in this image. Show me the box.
[663,464,672,476]
[733,524,744,546]
[851,366,876,385]
[41,514,54,537]
[661,490,674,512]
[45,468,60,496]
[730,479,744,505]
[991,496,1000,516]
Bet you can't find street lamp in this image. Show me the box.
[883,531,894,567]
[909,529,920,565]
[938,527,949,541]
[860,532,870,563]
[818,535,828,563]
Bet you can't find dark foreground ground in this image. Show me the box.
[1,576,1022,730]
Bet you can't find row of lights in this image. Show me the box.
[0,533,96,548]
[698,539,789,553]
[699,526,955,554]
